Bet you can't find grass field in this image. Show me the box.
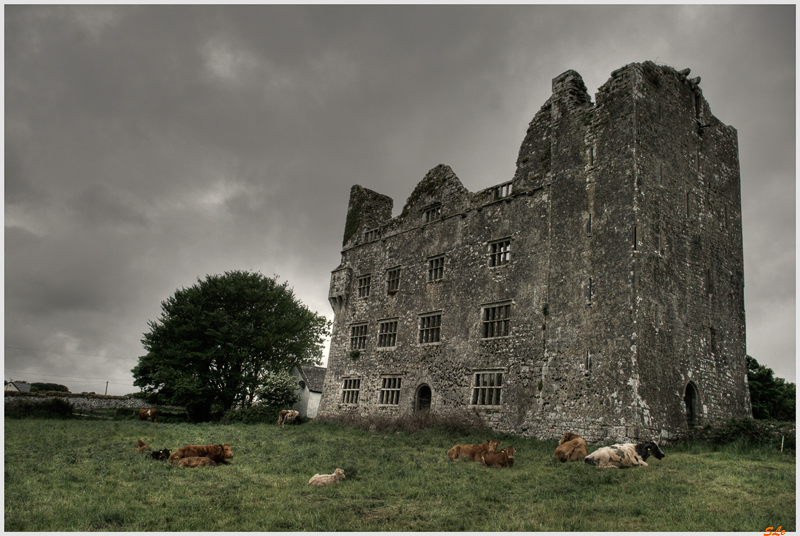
[4,417,795,531]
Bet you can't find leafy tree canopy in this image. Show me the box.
[132,271,330,421]
[254,370,301,408]
[747,355,795,421]
[30,383,70,393]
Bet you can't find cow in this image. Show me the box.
[134,439,151,453]
[175,456,217,468]
[151,448,171,460]
[138,408,159,423]
[446,439,501,461]
[481,446,516,468]
[584,441,665,468]
[277,410,301,428]
[169,443,234,465]
[308,468,346,487]
[553,432,588,462]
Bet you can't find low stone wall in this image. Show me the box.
[3,391,184,412]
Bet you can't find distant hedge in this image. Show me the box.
[5,398,74,419]
[687,418,795,451]
[220,405,289,425]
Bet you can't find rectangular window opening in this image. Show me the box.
[357,275,371,298]
[481,302,511,338]
[428,256,444,282]
[364,228,380,242]
[379,376,402,405]
[377,319,399,348]
[423,204,442,223]
[493,181,513,200]
[386,267,401,294]
[349,323,368,350]
[488,239,511,267]
[341,378,361,405]
[419,312,442,344]
[471,370,503,406]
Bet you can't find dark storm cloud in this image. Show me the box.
[4,5,795,394]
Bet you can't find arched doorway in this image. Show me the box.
[415,384,431,412]
[684,381,699,426]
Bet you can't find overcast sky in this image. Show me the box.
[5,5,795,395]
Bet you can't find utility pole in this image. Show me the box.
[105,381,108,396]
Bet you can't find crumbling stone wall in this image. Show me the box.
[4,391,183,412]
[317,62,751,443]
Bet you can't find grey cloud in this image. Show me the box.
[5,5,795,394]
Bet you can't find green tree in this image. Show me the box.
[254,370,301,408]
[132,271,330,422]
[746,355,795,421]
[30,383,70,393]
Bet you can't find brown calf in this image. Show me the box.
[175,456,217,468]
[308,468,345,487]
[277,410,301,428]
[169,443,233,465]
[138,408,159,423]
[553,432,588,462]
[446,439,501,461]
[481,446,516,468]
[134,439,151,453]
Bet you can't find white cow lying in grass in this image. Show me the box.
[308,468,345,487]
[584,441,665,468]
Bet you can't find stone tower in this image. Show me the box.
[317,61,751,442]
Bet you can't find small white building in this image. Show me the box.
[4,381,31,393]
[291,365,326,419]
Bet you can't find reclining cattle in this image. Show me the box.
[175,456,217,468]
[134,439,151,453]
[138,408,159,423]
[584,441,665,468]
[308,468,345,487]
[553,432,588,462]
[446,439,501,461]
[481,446,516,468]
[151,448,171,460]
[169,443,234,465]
[277,410,301,428]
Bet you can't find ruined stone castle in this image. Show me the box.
[317,61,752,442]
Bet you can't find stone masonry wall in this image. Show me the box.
[4,391,184,412]
[318,62,750,444]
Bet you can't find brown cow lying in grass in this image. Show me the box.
[136,440,170,460]
[482,446,516,468]
[169,444,233,465]
[138,408,159,422]
[553,432,588,462]
[308,468,345,487]
[446,439,501,461]
[175,456,217,468]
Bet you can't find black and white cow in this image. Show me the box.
[584,441,665,468]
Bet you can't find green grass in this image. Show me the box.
[5,419,795,531]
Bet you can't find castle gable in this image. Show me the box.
[398,164,471,221]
